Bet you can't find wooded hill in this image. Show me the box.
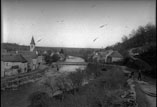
[105,23,156,57]
[105,23,156,78]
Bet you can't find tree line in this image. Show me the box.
[105,23,156,57]
[105,23,156,78]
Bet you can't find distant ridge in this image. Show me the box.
[1,43,100,57]
[1,43,100,50]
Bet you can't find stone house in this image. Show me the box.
[1,54,28,77]
[106,51,123,63]
[18,51,38,71]
[92,50,123,63]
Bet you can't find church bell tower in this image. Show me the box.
[30,36,35,52]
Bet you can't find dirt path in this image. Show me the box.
[136,81,156,107]
[135,83,150,107]
[121,66,156,107]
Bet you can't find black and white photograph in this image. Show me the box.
[1,0,156,107]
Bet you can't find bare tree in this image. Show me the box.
[68,69,85,94]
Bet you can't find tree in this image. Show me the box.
[44,54,52,64]
[42,75,71,101]
[68,69,85,94]
[52,53,60,62]
[47,50,52,56]
[54,76,71,101]
[86,63,101,78]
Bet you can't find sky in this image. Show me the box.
[2,0,156,48]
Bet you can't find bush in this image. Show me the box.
[28,91,51,107]
[86,63,102,78]
[68,69,85,94]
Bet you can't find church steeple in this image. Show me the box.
[30,36,35,52]
[30,36,35,45]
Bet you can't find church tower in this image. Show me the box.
[30,36,35,52]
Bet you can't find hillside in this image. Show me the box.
[105,23,156,78]
[105,23,156,57]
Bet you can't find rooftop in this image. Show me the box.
[1,54,27,62]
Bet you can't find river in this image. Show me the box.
[1,56,86,107]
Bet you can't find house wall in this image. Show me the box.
[3,62,28,76]
[4,62,13,69]
[12,62,27,73]
[37,56,44,64]
[20,62,28,73]
[112,57,123,62]
[32,59,38,70]
[106,56,112,63]
[103,50,114,63]
[5,69,18,76]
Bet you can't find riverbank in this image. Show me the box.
[122,66,156,107]
[1,56,86,107]
[27,64,135,107]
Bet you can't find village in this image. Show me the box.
[1,36,124,91]
[1,35,156,107]
[1,0,156,107]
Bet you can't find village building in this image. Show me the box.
[1,54,28,77]
[17,36,40,70]
[105,51,123,63]
[1,49,7,54]
[1,36,47,77]
[37,55,45,65]
[18,51,38,71]
[92,52,100,63]
[92,50,123,63]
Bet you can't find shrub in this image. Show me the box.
[68,69,85,94]
[85,63,102,78]
[28,91,51,107]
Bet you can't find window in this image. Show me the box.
[12,65,19,69]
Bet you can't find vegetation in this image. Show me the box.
[136,46,156,78]
[2,43,98,57]
[28,91,51,107]
[28,64,129,107]
[105,23,156,78]
[68,69,85,94]
[44,53,60,64]
[105,23,156,57]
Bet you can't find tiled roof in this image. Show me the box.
[1,54,27,62]
[98,50,113,57]
[18,51,37,63]
[108,51,123,58]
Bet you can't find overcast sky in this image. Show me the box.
[2,0,156,48]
